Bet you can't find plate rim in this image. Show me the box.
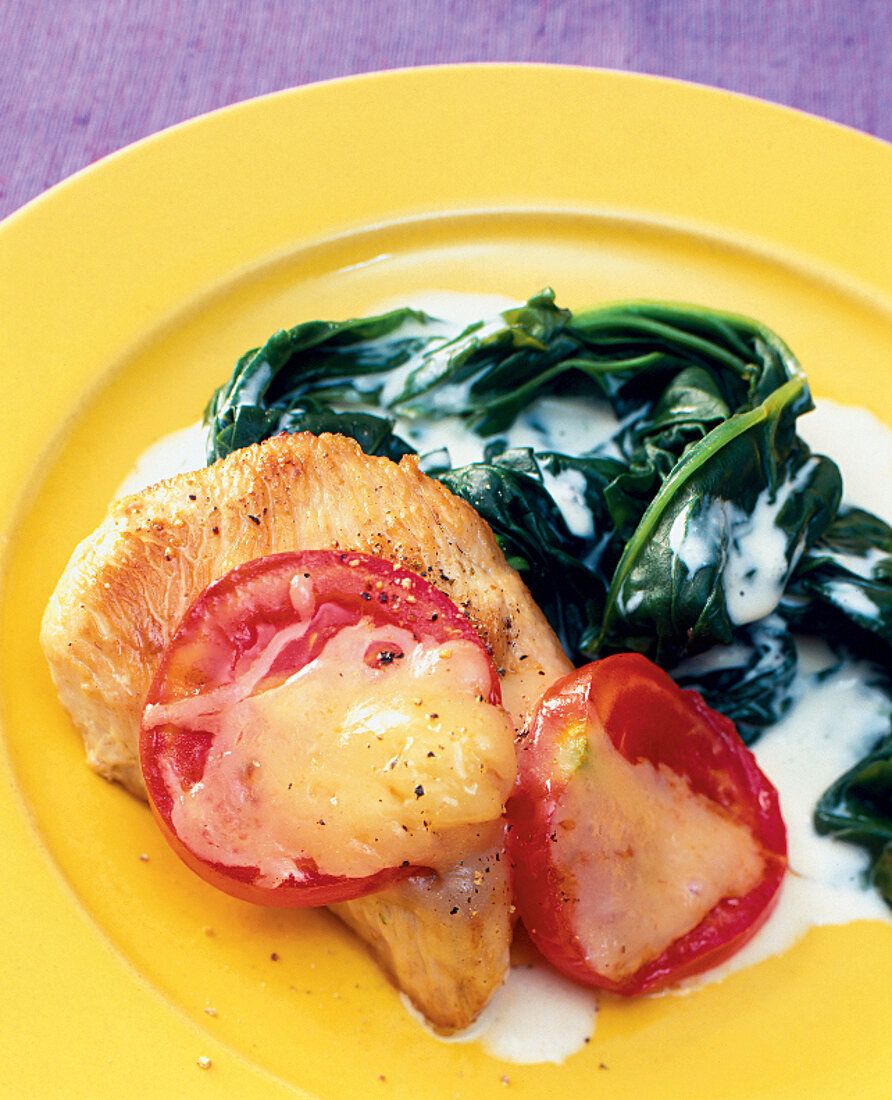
[2,62,892,1099]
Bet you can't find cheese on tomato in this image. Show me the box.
[153,615,516,884]
[553,722,765,981]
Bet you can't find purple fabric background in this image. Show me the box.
[3,0,891,223]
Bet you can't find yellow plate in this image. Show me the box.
[2,64,891,1098]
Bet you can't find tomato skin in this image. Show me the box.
[140,550,504,908]
[141,786,407,908]
[506,653,787,995]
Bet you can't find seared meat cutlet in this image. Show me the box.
[41,431,573,1029]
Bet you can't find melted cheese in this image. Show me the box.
[554,726,765,981]
[159,618,516,883]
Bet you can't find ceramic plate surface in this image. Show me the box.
[1,65,891,1098]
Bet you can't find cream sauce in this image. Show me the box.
[667,457,820,627]
[798,398,892,525]
[404,958,598,1064]
[682,645,891,992]
[115,420,207,498]
[117,294,892,1063]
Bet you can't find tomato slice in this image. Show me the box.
[140,550,516,908]
[505,652,787,994]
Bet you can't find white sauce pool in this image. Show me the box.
[115,420,207,498]
[404,960,598,1064]
[683,646,891,991]
[118,296,892,1064]
[798,398,892,526]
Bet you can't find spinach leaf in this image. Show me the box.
[204,308,437,462]
[591,386,842,665]
[439,449,608,652]
[384,292,581,433]
[565,300,804,414]
[815,730,892,906]
[671,616,798,744]
[272,405,415,464]
[784,507,892,665]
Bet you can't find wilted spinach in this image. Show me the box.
[785,507,892,661]
[203,289,892,905]
[815,729,892,904]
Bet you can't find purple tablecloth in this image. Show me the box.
[3,0,891,223]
